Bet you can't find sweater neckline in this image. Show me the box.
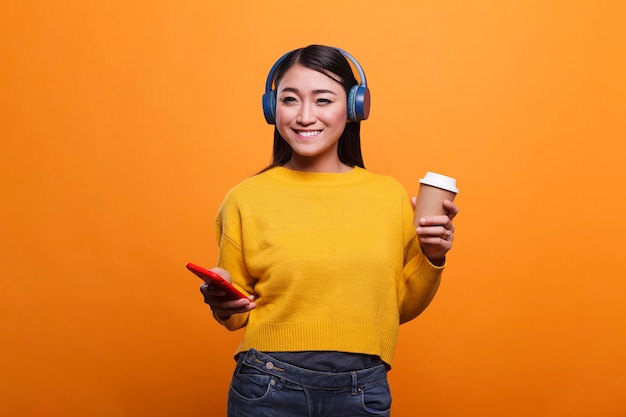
[267,166,368,186]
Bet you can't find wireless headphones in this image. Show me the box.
[262,47,371,124]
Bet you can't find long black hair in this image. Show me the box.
[260,45,365,172]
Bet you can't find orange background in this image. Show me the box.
[1,1,625,416]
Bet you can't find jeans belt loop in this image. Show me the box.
[351,371,358,394]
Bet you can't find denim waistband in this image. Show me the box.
[265,350,384,373]
[238,349,388,391]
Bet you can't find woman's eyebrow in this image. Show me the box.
[312,89,337,95]
[280,87,338,95]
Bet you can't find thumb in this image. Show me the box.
[210,267,232,283]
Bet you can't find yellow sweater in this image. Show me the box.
[214,166,443,367]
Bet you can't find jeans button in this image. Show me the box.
[266,361,274,370]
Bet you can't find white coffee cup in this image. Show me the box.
[413,172,459,226]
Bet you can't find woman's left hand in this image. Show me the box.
[412,198,459,266]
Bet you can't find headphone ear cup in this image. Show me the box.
[262,90,277,124]
[347,85,371,122]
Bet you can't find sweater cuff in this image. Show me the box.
[405,251,445,278]
[214,311,249,331]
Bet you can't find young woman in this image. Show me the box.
[200,44,459,417]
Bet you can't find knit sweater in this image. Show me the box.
[214,166,444,367]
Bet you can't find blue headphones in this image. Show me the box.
[262,47,371,124]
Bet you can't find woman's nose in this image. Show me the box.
[296,102,316,125]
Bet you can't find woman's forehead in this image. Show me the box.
[277,65,343,90]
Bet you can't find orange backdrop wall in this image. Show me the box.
[2,1,625,416]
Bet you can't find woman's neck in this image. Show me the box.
[283,157,352,173]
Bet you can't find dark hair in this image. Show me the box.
[260,45,365,172]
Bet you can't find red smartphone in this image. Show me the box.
[186,262,248,300]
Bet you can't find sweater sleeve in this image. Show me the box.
[213,192,256,331]
[397,194,445,324]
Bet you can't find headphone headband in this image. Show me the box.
[335,48,368,88]
[262,46,371,124]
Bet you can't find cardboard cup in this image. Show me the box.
[413,172,459,226]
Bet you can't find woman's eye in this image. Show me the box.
[281,96,297,104]
[317,98,332,105]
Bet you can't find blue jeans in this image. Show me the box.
[227,349,392,417]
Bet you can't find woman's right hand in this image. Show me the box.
[199,267,256,320]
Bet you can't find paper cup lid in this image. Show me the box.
[418,172,459,193]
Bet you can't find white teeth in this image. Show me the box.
[298,130,321,137]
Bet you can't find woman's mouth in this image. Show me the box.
[295,130,322,138]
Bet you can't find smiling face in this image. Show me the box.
[275,64,350,172]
